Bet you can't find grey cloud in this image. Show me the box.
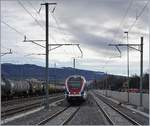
[50,0,145,53]
[1,0,148,74]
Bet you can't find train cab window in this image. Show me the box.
[68,81,81,87]
[68,77,83,88]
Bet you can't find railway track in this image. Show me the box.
[2,93,62,106]
[91,92,141,125]
[38,106,80,125]
[2,96,44,106]
[1,95,64,118]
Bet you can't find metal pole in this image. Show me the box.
[140,37,143,106]
[73,58,76,75]
[73,58,75,69]
[106,72,107,97]
[127,32,130,103]
[103,79,105,94]
[54,63,56,93]
[45,3,49,109]
[124,31,129,103]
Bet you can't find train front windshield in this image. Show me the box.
[68,77,83,88]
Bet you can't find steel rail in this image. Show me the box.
[38,106,80,125]
[1,102,43,118]
[61,106,80,125]
[101,97,141,125]
[2,96,45,106]
[94,98,115,125]
[1,95,64,118]
[94,92,141,125]
[38,106,70,125]
[2,93,62,106]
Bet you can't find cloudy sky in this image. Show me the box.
[1,0,149,76]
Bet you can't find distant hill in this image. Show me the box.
[1,63,105,81]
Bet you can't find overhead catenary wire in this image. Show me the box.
[50,12,80,58]
[112,0,134,43]
[105,0,133,70]
[17,0,77,58]
[112,0,149,43]
[107,1,149,74]
[1,21,24,37]
[127,0,150,33]
[26,0,44,24]
[1,21,42,58]
[116,0,149,48]
[2,1,45,43]
[17,0,45,31]
[136,0,149,19]
[48,1,80,57]
[1,20,45,50]
[51,15,75,56]
[51,14,70,42]
[0,22,44,57]
[52,13,83,58]
[2,6,57,50]
[33,2,70,56]
[26,0,40,14]
[1,44,43,64]
[1,41,45,64]
[2,6,73,60]
[51,14,72,57]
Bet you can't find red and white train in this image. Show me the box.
[65,75,87,102]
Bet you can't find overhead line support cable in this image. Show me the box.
[112,0,134,43]
[26,0,44,23]
[1,21,23,36]
[127,0,150,33]
[17,0,45,31]
[2,20,45,49]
